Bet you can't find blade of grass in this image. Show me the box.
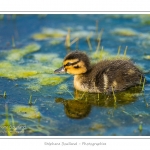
[28,95,32,105]
[86,34,93,51]
[111,86,117,104]
[124,46,128,56]
[142,78,146,92]
[96,29,103,52]
[117,46,121,55]
[5,104,12,136]
[65,29,71,48]
[70,37,79,46]
[3,91,7,98]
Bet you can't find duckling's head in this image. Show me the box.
[54,51,90,75]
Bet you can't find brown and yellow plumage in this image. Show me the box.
[54,51,144,93]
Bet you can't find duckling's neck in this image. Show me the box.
[74,74,88,92]
[74,67,100,93]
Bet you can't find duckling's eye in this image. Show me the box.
[74,65,80,69]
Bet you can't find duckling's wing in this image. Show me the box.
[94,60,143,92]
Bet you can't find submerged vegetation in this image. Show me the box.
[0,43,69,90]
[12,105,41,119]
[6,43,41,61]
[111,28,138,36]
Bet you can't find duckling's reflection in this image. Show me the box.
[56,98,91,119]
[55,86,143,119]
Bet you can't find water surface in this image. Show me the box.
[0,14,150,136]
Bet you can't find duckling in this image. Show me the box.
[54,51,144,93]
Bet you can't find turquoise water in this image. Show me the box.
[0,14,150,136]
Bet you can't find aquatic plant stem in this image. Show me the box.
[66,88,74,99]
[11,114,15,127]
[79,92,86,100]
[117,46,121,55]
[140,75,143,85]
[124,46,128,56]
[5,104,12,136]
[65,29,71,48]
[86,35,93,51]
[98,29,104,41]
[96,29,103,52]
[3,91,7,98]
[28,95,32,105]
[138,123,143,132]
[70,37,79,46]
[111,86,117,104]
[96,36,101,52]
[142,78,146,92]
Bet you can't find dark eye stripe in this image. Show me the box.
[64,60,80,67]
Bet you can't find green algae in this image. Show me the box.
[143,55,150,60]
[0,105,23,136]
[6,43,41,61]
[32,28,66,41]
[3,91,7,98]
[0,49,64,80]
[25,126,50,135]
[0,51,67,91]
[12,105,41,119]
[0,14,4,20]
[0,64,38,80]
[33,53,58,63]
[38,75,67,86]
[26,63,55,74]
[32,27,95,43]
[51,58,63,68]
[17,71,38,78]
[31,33,50,40]
[139,15,150,25]
[38,14,47,18]
[107,14,150,27]
[56,84,68,94]
[91,50,110,60]
[112,28,138,36]
[26,82,42,92]
[49,39,62,45]
[33,53,63,69]
[2,105,12,136]
[58,84,68,90]
[142,20,150,25]
[90,47,130,64]
[0,61,13,68]
[42,28,66,37]
[90,123,105,135]
[2,119,12,136]
[0,62,41,80]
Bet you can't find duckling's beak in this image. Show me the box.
[54,66,66,74]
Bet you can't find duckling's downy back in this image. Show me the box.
[76,59,144,93]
